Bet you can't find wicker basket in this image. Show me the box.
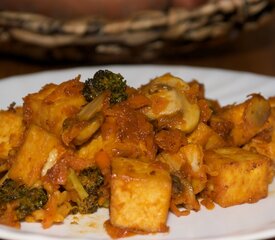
[0,0,274,63]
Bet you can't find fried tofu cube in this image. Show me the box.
[244,103,275,162]
[0,109,25,160]
[9,124,66,187]
[203,147,272,207]
[187,122,227,150]
[23,76,86,136]
[211,94,270,146]
[110,157,171,233]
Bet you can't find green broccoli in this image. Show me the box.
[0,178,28,202]
[78,167,104,194]
[69,167,104,214]
[83,70,128,104]
[75,194,99,214]
[0,179,48,220]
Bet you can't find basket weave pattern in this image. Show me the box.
[0,0,273,62]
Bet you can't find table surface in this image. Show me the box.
[0,10,275,240]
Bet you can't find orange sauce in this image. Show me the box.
[200,198,215,210]
[0,202,20,228]
[104,220,167,239]
[151,95,169,115]
[104,220,137,239]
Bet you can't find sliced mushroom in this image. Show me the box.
[62,113,104,146]
[62,93,106,146]
[141,85,183,119]
[177,94,200,133]
[171,172,200,211]
[77,93,105,121]
[140,73,200,133]
[73,113,104,145]
[244,94,271,129]
[148,73,190,92]
[41,148,58,177]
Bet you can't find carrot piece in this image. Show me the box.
[95,150,111,173]
[42,191,59,229]
[170,200,190,217]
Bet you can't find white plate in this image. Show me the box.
[0,65,275,240]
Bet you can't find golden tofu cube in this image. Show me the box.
[9,124,66,187]
[77,134,104,160]
[0,109,25,160]
[23,76,86,136]
[110,157,171,233]
[244,104,275,162]
[203,147,272,207]
[211,94,270,146]
[187,122,227,150]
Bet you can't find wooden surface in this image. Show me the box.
[0,13,275,79]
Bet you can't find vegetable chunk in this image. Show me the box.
[110,158,171,233]
[0,109,25,160]
[203,147,272,207]
[83,69,128,104]
[210,94,270,146]
[0,179,48,221]
[244,99,275,162]
[139,73,200,133]
[187,122,227,150]
[23,77,86,136]
[8,124,66,187]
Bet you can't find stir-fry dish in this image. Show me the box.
[0,70,274,238]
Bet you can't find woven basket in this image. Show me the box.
[0,0,274,63]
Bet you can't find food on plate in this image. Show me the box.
[0,70,274,237]
[139,74,200,133]
[202,147,272,207]
[0,108,25,161]
[109,157,171,233]
[209,94,271,146]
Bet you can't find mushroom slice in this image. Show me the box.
[149,73,190,92]
[77,93,105,121]
[41,149,58,177]
[62,93,106,146]
[140,73,200,133]
[73,113,104,145]
[176,94,200,133]
[141,85,183,119]
[244,94,271,129]
[62,113,104,146]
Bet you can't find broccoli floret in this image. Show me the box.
[0,179,48,220]
[76,194,99,214]
[16,188,48,220]
[72,166,104,214]
[83,70,128,104]
[78,167,104,194]
[0,179,28,202]
[67,167,104,215]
